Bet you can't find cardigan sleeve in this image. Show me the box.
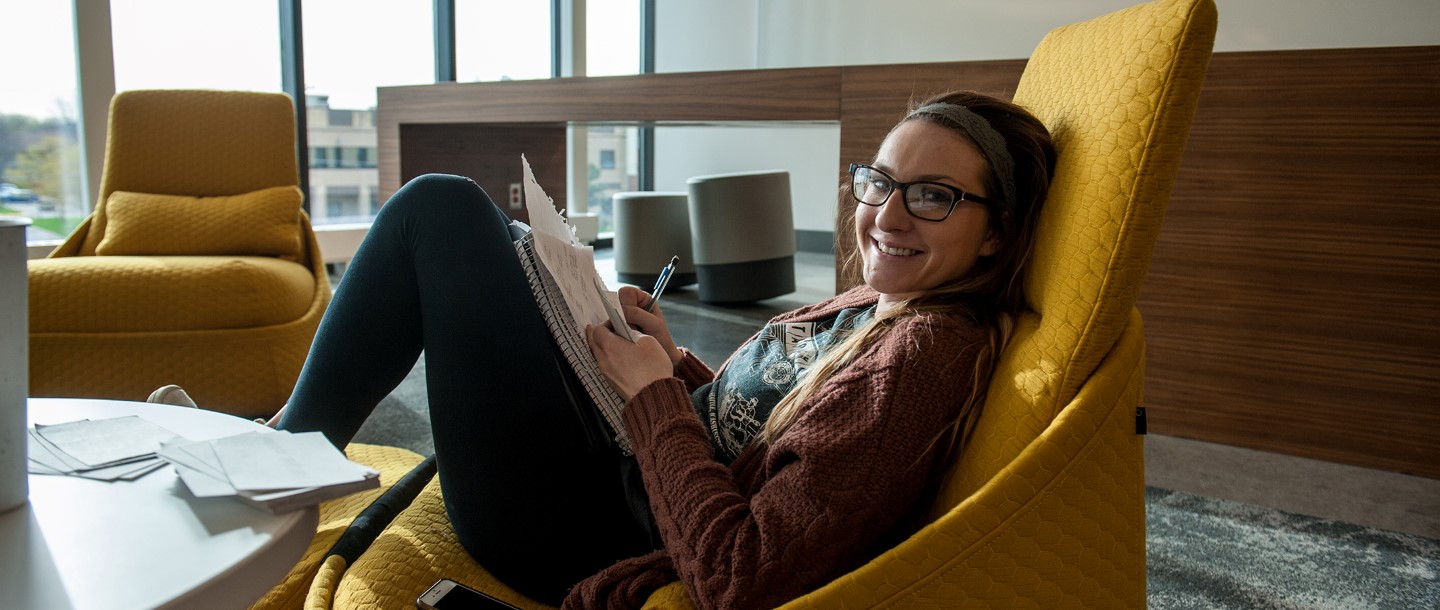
[612,316,984,610]
[672,348,715,393]
[563,550,677,608]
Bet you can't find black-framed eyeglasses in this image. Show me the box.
[848,163,1000,222]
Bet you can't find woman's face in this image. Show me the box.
[856,119,1000,311]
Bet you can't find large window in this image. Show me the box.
[1,1,86,242]
[23,1,647,243]
[303,0,433,226]
[586,0,641,234]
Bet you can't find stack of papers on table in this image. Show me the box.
[157,430,379,514]
[27,415,379,514]
[28,415,176,481]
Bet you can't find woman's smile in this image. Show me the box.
[872,237,920,257]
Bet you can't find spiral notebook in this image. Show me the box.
[512,156,635,454]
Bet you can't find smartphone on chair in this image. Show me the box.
[417,578,522,610]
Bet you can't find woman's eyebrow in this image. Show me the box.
[871,162,971,188]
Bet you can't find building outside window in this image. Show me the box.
[324,185,362,221]
[306,95,378,224]
[301,0,432,226]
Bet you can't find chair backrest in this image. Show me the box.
[930,0,1217,511]
[78,89,300,256]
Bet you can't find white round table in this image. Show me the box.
[0,398,319,609]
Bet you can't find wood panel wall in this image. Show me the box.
[376,46,1440,478]
[398,124,566,224]
[1140,47,1440,477]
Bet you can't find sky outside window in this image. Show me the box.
[112,0,282,94]
[3,1,79,119]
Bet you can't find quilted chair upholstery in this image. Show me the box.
[253,444,428,610]
[28,89,330,418]
[294,0,1217,607]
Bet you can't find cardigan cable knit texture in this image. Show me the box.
[565,285,987,609]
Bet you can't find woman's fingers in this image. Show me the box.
[617,285,651,309]
[586,323,673,400]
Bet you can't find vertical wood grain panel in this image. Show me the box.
[1140,46,1440,477]
[398,124,567,223]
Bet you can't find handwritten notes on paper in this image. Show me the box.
[522,155,633,341]
[27,416,175,481]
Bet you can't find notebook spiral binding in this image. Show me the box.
[514,231,634,455]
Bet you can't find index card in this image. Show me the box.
[35,416,179,467]
[210,431,370,491]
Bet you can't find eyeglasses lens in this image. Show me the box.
[853,166,954,221]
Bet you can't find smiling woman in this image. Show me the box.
[253,87,1058,609]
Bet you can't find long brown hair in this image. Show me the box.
[759,91,1057,462]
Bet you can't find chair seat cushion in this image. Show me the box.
[29,255,316,333]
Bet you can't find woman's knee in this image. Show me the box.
[374,174,509,237]
[382,173,498,221]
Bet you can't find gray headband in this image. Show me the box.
[907,103,1016,208]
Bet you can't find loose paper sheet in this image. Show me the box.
[158,438,238,497]
[210,431,371,491]
[34,415,179,467]
[522,155,633,341]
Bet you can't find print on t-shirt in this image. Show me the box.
[693,306,873,463]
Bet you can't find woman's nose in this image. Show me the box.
[874,188,912,230]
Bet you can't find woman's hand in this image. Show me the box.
[586,323,675,401]
[616,285,685,368]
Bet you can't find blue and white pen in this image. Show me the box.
[642,256,679,312]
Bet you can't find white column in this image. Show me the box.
[559,0,589,215]
[73,0,116,213]
[0,218,31,512]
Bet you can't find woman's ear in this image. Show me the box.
[980,230,1002,257]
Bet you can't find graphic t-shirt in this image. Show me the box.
[691,306,875,464]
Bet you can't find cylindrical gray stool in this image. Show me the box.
[686,170,796,303]
[612,192,696,289]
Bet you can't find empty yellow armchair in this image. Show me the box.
[28,89,329,418]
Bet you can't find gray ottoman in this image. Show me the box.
[686,170,796,303]
[612,192,697,289]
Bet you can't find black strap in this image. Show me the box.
[326,454,439,563]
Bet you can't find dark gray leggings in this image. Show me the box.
[276,174,653,604]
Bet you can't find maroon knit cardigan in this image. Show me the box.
[564,285,985,609]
